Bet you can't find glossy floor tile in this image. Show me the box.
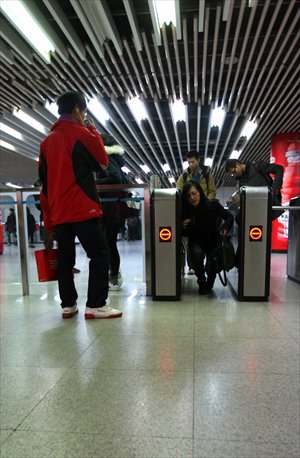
[0,243,299,457]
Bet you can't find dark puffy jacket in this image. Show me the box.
[238,161,284,192]
[183,199,233,249]
[39,118,108,231]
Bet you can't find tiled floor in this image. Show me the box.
[0,242,299,457]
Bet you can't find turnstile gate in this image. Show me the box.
[227,186,272,301]
[151,189,181,300]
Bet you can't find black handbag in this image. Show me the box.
[212,235,235,286]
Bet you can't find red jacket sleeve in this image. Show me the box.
[79,126,108,169]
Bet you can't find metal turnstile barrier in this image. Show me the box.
[151,188,181,300]
[227,186,272,301]
[287,196,300,283]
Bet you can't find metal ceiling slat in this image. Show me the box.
[118,54,140,97]
[151,32,169,99]
[193,15,198,103]
[227,1,258,110]
[220,1,245,106]
[239,0,283,115]
[171,23,183,100]
[123,38,147,97]
[168,97,183,165]
[85,45,113,97]
[1,81,33,107]
[122,0,143,52]
[52,53,93,98]
[135,41,155,98]
[161,25,176,99]
[182,16,190,103]
[201,7,210,105]
[233,0,270,114]
[196,100,201,151]
[208,4,221,105]
[153,96,177,170]
[141,31,162,99]
[216,114,239,169]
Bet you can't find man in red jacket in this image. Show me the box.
[39,91,122,319]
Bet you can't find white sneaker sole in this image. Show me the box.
[84,311,123,319]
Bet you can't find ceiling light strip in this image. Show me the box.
[168,97,183,165]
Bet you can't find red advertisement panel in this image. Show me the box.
[271,133,300,251]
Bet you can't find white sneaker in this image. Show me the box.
[187,268,195,275]
[85,306,122,319]
[109,272,123,291]
[62,304,78,319]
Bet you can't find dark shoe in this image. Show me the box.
[72,267,81,274]
[198,284,207,295]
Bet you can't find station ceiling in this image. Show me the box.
[0,0,299,189]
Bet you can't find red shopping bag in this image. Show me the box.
[35,248,58,282]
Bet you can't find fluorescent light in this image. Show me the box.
[5,182,22,188]
[204,158,213,167]
[168,177,175,184]
[121,166,131,174]
[88,98,110,124]
[140,164,151,174]
[127,97,148,123]
[1,0,55,63]
[240,120,258,140]
[171,99,186,123]
[162,163,170,172]
[135,178,143,184]
[13,109,46,134]
[45,101,59,118]
[182,161,188,169]
[153,0,176,26]
[211,107,225,129]
[0,122,23,140]
[0,140,15,151]
[230,150,241,159]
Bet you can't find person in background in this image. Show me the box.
[96,136,130,290]
[39,91,122,319]
[224,159,284,194]
[177,150,217,275]
[26,207,36,248]
[181,181,233,294]
[5,208,17,246]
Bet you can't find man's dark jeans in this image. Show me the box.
[55,218,109,308]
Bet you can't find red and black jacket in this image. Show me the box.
[39,117,108,231]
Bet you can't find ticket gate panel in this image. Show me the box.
[151,189,181,300]
[242,187,271,297]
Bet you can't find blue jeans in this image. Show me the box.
[55,218,109,308]
[188,241,216,288]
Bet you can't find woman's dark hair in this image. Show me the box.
[181,181,207,209]
[57,91,87,115]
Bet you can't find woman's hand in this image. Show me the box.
[183,219,191,229]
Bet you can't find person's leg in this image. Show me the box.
[73,218,109,308]
[7,232,11,245]
[55,223,78,309]
[205,247,217,291]
[188,241,206,293]
[105,225,120,277]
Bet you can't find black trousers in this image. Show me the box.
[55,218,109,309]
[188,241,216,288]
[104,224,121,277]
